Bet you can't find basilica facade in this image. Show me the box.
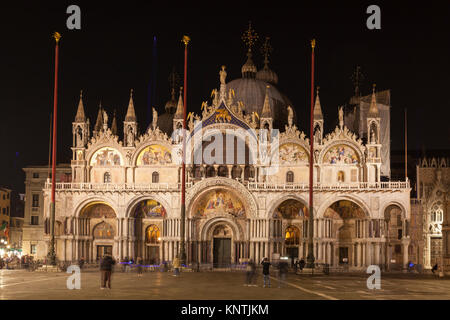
[39,39,412,271]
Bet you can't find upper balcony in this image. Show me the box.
[45,180,410,193]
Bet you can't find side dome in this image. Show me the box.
[256,66,278,85]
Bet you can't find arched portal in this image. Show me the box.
[324,200,366,267]
[145,224,161,264]
[211,224,233,268]
[272,199,308,263]
[78,201,117,262]
[129,199,166,262]
[384,204,407,270]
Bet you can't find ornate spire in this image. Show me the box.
[174,87,184,119]
[111,109,118,135]
[75,90,86,122]
[94,101,103,133]
[314,87,323,119]
[256,36,278,84]
[368,84,379,117]
[241,21,258,78]
[261,85,272,118]
[125,89,137,122]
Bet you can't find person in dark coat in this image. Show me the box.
[78,257,85,270]
[137,257,144,277]
[299,258,305,272]
[278,259,289,288]
[100,254,116,289]
[261,258,271,288]
[432,263,438,274]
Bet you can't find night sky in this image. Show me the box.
[1,1,449,192]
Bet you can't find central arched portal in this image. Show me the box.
[212,224,232,268]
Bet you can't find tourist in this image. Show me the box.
[293,259,298,274]
[278,259,289,288]
[245,259,256,286]
[173,256,181,276]
[79,257,85,270]
[261,258,271,288]
[100,254,116,289]
[432,263,438,274]
[137,257,143,277]
[299,257,305,272]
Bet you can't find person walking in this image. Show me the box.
[100,253,116,289]
[173,256,181,276]
[432,263,438,275]
[261,258,271,288]
[299,257,305,273]
[244,259,253,286]
[278,259,289,288]
[137,257,144,277]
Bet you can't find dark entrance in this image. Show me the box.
[339,247,349,265]
[97,245,112,260]
[146,246,160,265]
[213,238,231,268]
[286,247,299,266]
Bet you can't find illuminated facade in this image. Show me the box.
[35,36,412,271]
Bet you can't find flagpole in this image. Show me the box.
[307,39,316,269]
[405,108,408,180]
[48,32,61,266]
[180,35,190,265]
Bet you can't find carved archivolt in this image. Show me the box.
[186,178,258,219]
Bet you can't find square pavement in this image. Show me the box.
[1,269,449,300]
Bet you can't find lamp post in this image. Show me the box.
[47,31,61,266]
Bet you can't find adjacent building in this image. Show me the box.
[22,165,71,258]
[0,187,11,243]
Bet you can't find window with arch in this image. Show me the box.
[286,171,294,183]
[103,172,112,183]
[337,171,345,182]
[285,226,300,245]
[146,224,161,244]
[431,201,443,223]
[152,171,159,183]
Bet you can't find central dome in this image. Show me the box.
[226,78,295,129]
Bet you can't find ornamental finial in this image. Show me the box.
[242,21,258,52]
[260,36,272,65]
[182,35,191,46]
[53,32,61,43]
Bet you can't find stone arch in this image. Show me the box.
[189,127,258,166]
[92,221,115,239]
[276,142,310,165]
[267,195,311,219]
[319,141,364,165]
[74,198,118,218]
[132,141,173,167]
[317,195,370,219]
[186,178,258,218]
[87,145,125,167]
[380,201,408,220]
[125,195,171,219]
[199,217,244,242]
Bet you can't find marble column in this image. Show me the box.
[403,243,409,269]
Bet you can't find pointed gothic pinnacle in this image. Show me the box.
[125,89,137,122]
[261,85,272,118]
[368,83,379,117]
[175,87,184,119]
[75,89,86,122]
[314,86,323,120]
